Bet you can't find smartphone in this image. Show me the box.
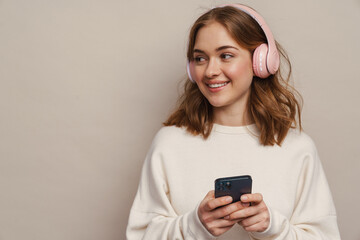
[214,175,252,203]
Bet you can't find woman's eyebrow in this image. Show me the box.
[216,45,239,51]
[193,49,205,54]
[193,45,239,54]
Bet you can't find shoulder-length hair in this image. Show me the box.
[164,6,302,146]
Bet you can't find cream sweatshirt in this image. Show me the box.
[126,124,341,239]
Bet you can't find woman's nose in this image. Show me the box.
[205,58,221,78]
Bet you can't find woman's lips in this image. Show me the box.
[206,81,230,92]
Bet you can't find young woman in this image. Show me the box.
[126,4,340,239]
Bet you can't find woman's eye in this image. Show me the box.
[221,53,233,60]
[194,56,205,63]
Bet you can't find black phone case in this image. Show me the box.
[214,175,252,203]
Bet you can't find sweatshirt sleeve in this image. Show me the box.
[126,134,216,240]
[249,140,341,240]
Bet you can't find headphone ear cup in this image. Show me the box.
[253,43,270,78]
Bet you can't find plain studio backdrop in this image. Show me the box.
[0,0,359,239]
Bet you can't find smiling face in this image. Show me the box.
[192,21,254,117]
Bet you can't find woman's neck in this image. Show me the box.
[213,105,254,126]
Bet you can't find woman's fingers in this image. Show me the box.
[241,193,263,203]
[208,218,239,228]
[238,211,269,229]
[199,191,243,236]
[199,191,271,236]
[202,194,233,211]
[224,193,271,233]
[205,219,239,236]
[211,201,244,219]
[229,194,268,220]
[229,204,255,219]
[198,190,253,236]
[240,217,269,232]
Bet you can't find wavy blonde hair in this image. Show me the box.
[164,6,302,146]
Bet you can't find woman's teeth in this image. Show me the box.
[208,82,228,88]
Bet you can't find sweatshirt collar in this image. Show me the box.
[212,123,258,135]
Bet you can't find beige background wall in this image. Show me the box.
[0,0,359,239]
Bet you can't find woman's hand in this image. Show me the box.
[226,193,270,232]
[197,190,248,236]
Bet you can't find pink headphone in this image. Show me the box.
[187,3,280,82]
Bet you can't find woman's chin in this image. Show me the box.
[208,100,227,108]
